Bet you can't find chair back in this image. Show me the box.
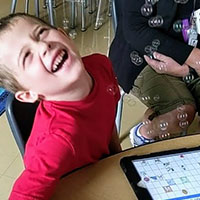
[5,93,39,156]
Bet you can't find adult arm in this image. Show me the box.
[185,48,200,75]
[121,0,193,65]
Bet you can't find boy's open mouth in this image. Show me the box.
[52,50,68,73]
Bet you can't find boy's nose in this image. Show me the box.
[38,41,52,57]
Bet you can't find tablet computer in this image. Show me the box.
[120,146,200,200]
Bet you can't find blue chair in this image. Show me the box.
[5,93,39,156]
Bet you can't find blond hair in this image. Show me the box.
[0,13,54,93]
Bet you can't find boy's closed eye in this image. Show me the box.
[23,51,31,65]
[22,27,49,66]
[37,27,49,40]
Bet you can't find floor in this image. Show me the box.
[0,1,146,199]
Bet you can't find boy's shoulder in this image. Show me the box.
[82,53,112,69]
[82,53,110,63]
[82,53,116,83]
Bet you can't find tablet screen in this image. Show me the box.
[132,150,200,200]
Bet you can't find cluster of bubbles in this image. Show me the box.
[176,105,189,129]
[130,51,144,66]
[144,39,160,58]
[140,0,189,32]
[130,85,161,106]
[130,39,160,66]
[141,118,170,140]
[133,94,189,139]
[141,94,161,105]
[159,120,170,140]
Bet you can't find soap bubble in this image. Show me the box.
[152,39,161,48]
[148,15,163,27]
[177,113,188,121]
[179,121,189,129]
[144,45,157,54]
[141,96,151,103]
[130,51,144,66]
[143,120,151,126]
[159,132,170,140]
[173,20,183,32]
[106,84,118,95]
[141,3,153,17]
[159,121,169,131]
[182,73,194,84]
[153,94,160,102]
[177,104,185,112]
[124,95,137,106]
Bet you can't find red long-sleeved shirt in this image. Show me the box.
[9,54,120,200]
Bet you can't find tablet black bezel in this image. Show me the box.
[120,145,200,200]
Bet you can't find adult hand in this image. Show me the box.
[185,48,200,76]
[144,52,189,77]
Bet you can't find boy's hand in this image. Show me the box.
[144,52,189,77]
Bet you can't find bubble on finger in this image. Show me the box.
[148,15,163,27]
[106,84,118,95]
[173,20,183,32]
[157,63,167,72]
[130,51,144,66]
[146,54,154,59]
[179,121,189,129]
[182,73,194,84]
[195,61,200,65]
[177,112,188,121]
[159,121,169,131]
[153,94,160,102]
[141,3,153,17]
[177,104,185,112]
[144,45,156,55]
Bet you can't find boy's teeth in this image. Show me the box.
[52,50,65,72]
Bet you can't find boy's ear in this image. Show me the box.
[15,91,39,103]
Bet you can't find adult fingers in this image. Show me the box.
[153,52,170,62]
[144,55,165,74]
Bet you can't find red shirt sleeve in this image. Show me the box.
[9,130,75,200]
